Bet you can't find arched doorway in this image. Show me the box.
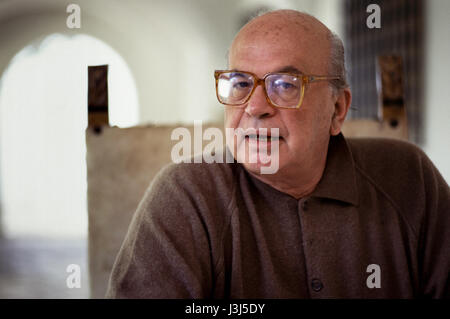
[0,33,138,298]
[0,33,138,239]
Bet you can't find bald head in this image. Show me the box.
[229,9,347,90]
[233,10,331,48]
[230,10,330,71]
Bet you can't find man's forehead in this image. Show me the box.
[233,24,314,49]
[229,14,330,74]
[229,36,315,74]
[230,65,305,75]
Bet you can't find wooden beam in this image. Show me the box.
[376,55,408,138]
[88,65,109,130]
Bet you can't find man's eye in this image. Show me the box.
[275,81,295,90]
[233,81,251,89]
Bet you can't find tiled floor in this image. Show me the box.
[0,237,90,298]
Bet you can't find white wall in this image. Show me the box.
[0,0,343,126]
[424,0,450,183]
[0,0,227,125]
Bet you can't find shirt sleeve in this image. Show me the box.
[418,152,450,298]
[105,164,216,298]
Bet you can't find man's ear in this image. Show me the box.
[330,88,352,136]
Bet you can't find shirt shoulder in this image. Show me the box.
[151,159,238,201]
[345,137,432,199]
[346,137,428,176]
[142,158,240,230]
[345,137,448,234]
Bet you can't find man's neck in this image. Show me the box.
[247,157,327,200]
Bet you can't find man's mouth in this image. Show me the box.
[245,134,280,141]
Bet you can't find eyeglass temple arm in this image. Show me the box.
[306,75,341,83]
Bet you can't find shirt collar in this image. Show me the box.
[310,133,359,206]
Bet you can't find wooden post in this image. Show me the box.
[88,65,109,131]
[376,55,408,138]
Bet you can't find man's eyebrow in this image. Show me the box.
[275,66,303,74]
[229,69,247,77]
[229,66,304,75]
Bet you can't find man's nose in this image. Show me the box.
[245,85,276,118]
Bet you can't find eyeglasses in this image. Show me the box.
[214,70,341,109]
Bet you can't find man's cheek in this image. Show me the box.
[225,108,244,128]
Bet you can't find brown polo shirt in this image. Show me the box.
[106,133,450,298]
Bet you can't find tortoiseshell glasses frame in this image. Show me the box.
[214,70,341,109]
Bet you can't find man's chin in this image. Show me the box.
[242,161,264,175]
[240,154,281,175]
[231,139,283,174]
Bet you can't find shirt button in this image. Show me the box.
[311,278,323,292]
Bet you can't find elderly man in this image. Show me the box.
[106,10,449,298]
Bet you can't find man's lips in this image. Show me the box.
[245,134,281,141]
[241,128,282,141]
[244,135,284,149]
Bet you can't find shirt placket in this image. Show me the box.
[297,197,327,297]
